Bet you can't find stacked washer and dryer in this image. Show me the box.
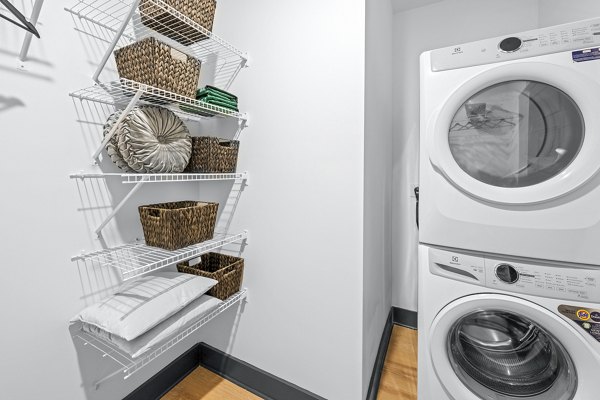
[419,18,600,400]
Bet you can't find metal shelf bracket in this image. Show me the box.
[95,178,147,237]
[234,114,249,140]
[92,0,141,82]
[92,88,144,162]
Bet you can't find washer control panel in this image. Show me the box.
[430,17,600,71]
[429,247,600,303]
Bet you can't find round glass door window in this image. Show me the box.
[448,310,577,400]
[449,81,584,188]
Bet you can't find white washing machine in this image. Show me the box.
[420,18,600,264]
[418,244,600,400]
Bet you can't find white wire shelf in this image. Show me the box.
[73,231,248,280]
[74,289,247,386]
[65,0,247,89]
[70,79,246,121]
[70,171,247,184]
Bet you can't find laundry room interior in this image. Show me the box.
[3,0,600,399]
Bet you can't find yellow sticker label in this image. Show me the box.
[577,309,591,321]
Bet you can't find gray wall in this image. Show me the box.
[364,0,393,398]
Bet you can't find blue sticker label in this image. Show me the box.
[573,48,600,62]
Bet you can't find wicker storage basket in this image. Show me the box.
[139,201,218,250]
[184,137,239,173]
[139,0,217,45]
[177,253,244,300]
[114,37,201,99]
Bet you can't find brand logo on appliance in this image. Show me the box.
[452,47,463,55]
[577,309,591,321]
[452,256,459,263]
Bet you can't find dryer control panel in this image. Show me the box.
[430,247,600,303]
[431,17,600,71]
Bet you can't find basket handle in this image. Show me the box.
[170,47,189,63]
[147,209,162,219]
[218,140,234,148]
[220,265,242,281]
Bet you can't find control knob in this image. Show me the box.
[499,37,522,52]
[496,264,519,284]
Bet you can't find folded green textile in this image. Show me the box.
[179,104,216,117]
[199,99,239,112]
[198,91,237,106]
[197,85,237,101]
[198,95,239,110]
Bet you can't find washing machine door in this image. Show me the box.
[429,62,600,204]
[429,294,599,400]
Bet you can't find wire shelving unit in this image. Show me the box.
[65,0,248,88]
[70,171,247,184]
[69,80,248,162]
[67,1,251,388]
[66,0,250,162]
[74,289,247,387]
[70,171,248,237]
[73,231,248,280]
[69,79,246,121]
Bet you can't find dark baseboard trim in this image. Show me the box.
[392,307,418,329]
[122,309,417,400]
[199,342,326,400]
[366,308,394,400]
[123,343,200,400]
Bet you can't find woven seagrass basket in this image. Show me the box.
[184,137,239,173]
[114,37,201,99]
[177,253,244,300]
[139,201,218,250]
[139,0,217,45]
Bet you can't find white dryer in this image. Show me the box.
[420,18,600,264]
[418,244,600,400]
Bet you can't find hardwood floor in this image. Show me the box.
[162,367,261,400]
[164,326,418,400]
[377,325,418,400]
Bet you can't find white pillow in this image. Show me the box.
[72,272,217,341]
[82,294,222,358]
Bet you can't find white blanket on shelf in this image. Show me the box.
[82,294,222,359]
[72,271,217,341]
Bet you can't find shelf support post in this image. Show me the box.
[95,178,147,237]
[92,0,141,82]
[92,88,144,161]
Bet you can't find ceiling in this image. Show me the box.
[391,0,445,13]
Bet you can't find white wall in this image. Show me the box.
[391,0,540,311]
[203,1,366,399]
[538,0,600,27]
[0,1,366,399]
[363,0,393,398]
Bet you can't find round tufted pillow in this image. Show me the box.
[118,106,192,173]
[103,110,134,172]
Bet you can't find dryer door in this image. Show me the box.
[429,62,600,204]
[429,294,599,400]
